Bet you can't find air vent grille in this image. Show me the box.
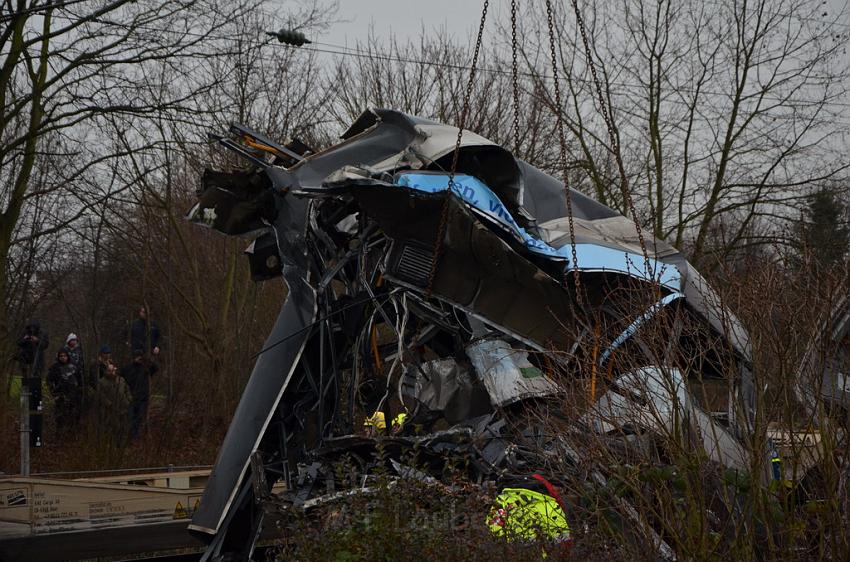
[390,243,434,287]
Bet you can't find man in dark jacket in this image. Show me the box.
[16,321,49,378]
[126,306,161,358]
[120,349,158,440]
[47,349,81,434]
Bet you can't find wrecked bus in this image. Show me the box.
[186,109,754,559]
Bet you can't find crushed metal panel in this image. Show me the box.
[677,262,751,363]
[541,215,681,260]
[690,406,749,470]
[588,367,748,471]
[186,169,275,237]
[401,358,492,424]
[244,233,283,281]
[796,291,850,414]
[466,339,560,407]
[354,185,577,347]
[587,367,692,436]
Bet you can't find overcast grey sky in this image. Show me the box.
[323,0,850,46]
[326,0,499,44]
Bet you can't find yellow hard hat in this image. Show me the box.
[363,411,386,430]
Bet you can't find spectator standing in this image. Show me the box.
[15,321,49,378]
[126,306,161,358]
[95,359,131,446]
[90,345,115,386]
[120,349,158,440]
[47,349,81,434]
[62,333,85,386]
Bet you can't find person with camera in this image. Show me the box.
[15,320,49,379]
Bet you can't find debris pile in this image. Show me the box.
[186,110,755,559]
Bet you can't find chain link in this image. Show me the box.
[544,0,583,305]
[425,0,489,297]
[569,0,651,274]
[510,0,521,155]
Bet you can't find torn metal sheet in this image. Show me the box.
[588,367,748,471]
[467,339,560,407]
[393,171,681,288]
[599,292,685,366]
[588,367,692,436]
[400,358,492,424]
[187,108,755,559]
[189,266,317,537]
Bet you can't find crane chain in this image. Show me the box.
[544,0,583,305]
[510,0,521,155]
[568,0,652,273]
[425,0,489,297]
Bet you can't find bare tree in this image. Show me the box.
[0,0,267,350]
[519,0,850,262]
[75,3,335,415]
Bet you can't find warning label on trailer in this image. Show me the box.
[0,488,28,508]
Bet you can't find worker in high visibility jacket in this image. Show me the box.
[487,477,571,547]
[363,411,407,436]
[391,412,407,433]
[770,448,782,481]
[767,439,792,491]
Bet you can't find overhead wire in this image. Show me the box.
[40,11,850,111]
[278,42,850,110]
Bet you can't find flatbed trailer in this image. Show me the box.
[1,518,203,561]
[0,469,217,561]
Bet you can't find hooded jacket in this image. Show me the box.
[47,352,81,402]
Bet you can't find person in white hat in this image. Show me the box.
[62,332,85,388]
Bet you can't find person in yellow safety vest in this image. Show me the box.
[767,439,792,491]
[486,478,572,549]
[363,411,408,436]
[391,412,407,434]
[770,448,782,481]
